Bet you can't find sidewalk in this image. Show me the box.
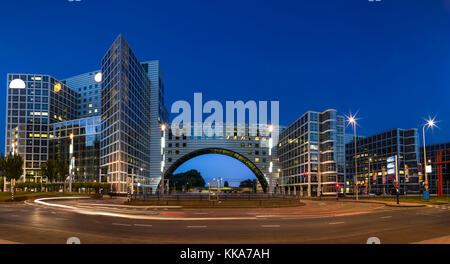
[341,199,426,208]
[0,239,21,244]
[415,235,450,244]
[304,197,426,207]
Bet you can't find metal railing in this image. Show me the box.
[131,193,301,201]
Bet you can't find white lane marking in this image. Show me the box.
[329,222,345,225]
[134,224,153,227]
[380,216,392,219]
[187,226,207,228]
[261,225,281,228]
[112,223,132,227]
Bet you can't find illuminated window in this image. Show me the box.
[255,158,260,163]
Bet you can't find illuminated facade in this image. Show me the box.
[48,116,101,183]
[100,35,152,193]
[278,109,346,197]
[5,74,77,182]
[345,128,420,194]
[63,71,102,119]
[420,142,450,194]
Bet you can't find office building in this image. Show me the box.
[278,109,345,197]
[141,60,170,191]
[345,128,420,194]
[63,71,102,119]
[421,142,450,194]
[100,35,152,193]
[5,74,77,182]
[48,116,101,183]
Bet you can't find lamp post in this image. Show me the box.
[368,158,372,196]
[268,124,274,195]
[347,113,359,201]
[69,134,74,193]
[160,124,166,195]
[422,117,437,197]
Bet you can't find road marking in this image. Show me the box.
[380,216,392,219]
[112,223,132,227]
[329,222,345,225]
[134,224,153,227]
[187,226,207,228]
[261,225,281,228]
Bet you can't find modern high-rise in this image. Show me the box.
[278,109,345,197]
[100,35,152,193]
[420,142,450,194]
[345,128,420,194]
[5,74,77,182]
[141,60,169,191]
[63,71,102,119]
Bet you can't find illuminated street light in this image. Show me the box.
[268,124,274,195]
[422,116,438,196]
[346,112,359,201]
[160,124,167,194]
[69,134,74,193]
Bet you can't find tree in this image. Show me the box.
[239,179,257,192]
[168,170,206,192]
[57,159,70,183]
[41,160,59,183]
[0,153,24,200]
[224,181,230,188]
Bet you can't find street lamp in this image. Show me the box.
[268,124,274,195]
[368,157,372,196]
[160,124,167,194]
[69,134,74,193]
[422,117,437,195]
[347,113,359,201]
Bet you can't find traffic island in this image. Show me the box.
[126,199,305,208]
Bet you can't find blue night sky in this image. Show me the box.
[1,0,450,185]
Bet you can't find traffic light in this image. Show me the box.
[276,182,279,188]
[335,184,340,190]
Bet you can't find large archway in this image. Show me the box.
[164,148,268,192]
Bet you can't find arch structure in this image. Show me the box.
[150,123,280,193]
[165,148,268,192]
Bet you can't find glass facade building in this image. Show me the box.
[49,116,101,183]
[5,74,77,182]
[420,142,450,194]
[141,60,170,191]
[63,71,102,119]
[100,35,152,193]
[345,128,420,194]
[278,109,345,197]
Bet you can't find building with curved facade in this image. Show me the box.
[278,109,345,197]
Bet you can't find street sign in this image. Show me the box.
[387,156,395,163]
[426,165,432,174]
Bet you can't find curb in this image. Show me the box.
[339,199,426,208]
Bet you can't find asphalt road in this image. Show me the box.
[0,198,449,244]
